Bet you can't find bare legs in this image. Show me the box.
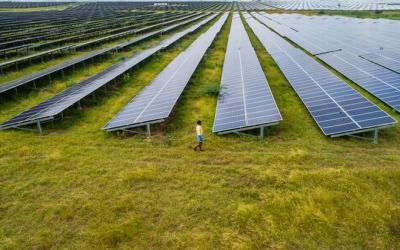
[194,142,203,151]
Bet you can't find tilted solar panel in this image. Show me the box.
[254,12,342,55]
[360,52,400,74]
[0,48,110,95]
[276,50,396,135]
[213,13,281,135]
[0,14,218,132]
[318,51,400,113]
[0,14,210,96]
[245,14,396,138]
[104,13,228,132]
[252,13,400,114]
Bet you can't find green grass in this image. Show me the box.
[1,13,400,249]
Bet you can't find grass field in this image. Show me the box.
[1,12,400,249]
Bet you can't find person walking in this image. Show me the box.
[194,120,204,151]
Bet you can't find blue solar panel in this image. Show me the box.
[360,52,400,74]
[252,13,400,114]
[0,15,218,132]
[318,51,400,113]
[104,13,228,132]
[252,12,340,55]
[213,13,282,134]
[245,13,396,137]
[255,12,400,57]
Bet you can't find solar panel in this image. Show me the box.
[360,52,400,74]
[264,0,400,11]
[253,13,342,55]
[0,45,74,70]
[255,12,400,57]
[0,12,205,72]
[0,48,111,95]
[318,51,400,113]
[0,14,218,133]
[252,13,400,114]
[258,15,337,52]
[0,14,209,96]
[213,13,281,135]
[245,14,396,138]
[104,13,228,133]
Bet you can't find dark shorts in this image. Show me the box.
[196,135,205,142]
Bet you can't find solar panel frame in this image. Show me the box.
[245,13,396,137]
[0,14,218,132]
[360,52,400,74]
[253,13,400,114]
[213,13,282,135]
[318,51,400,113]
[0,12,204,71]
[103,13,228,132]
[0,13,210,96]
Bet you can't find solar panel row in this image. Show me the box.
[266,14,400,55]
[318,52,400,113]
[245,13,396,139]
[254,13,400,114]
[0,12,201,71]
[360,53,400,74]
[264,0,400,11]
[251,13,340,55]
[0,11,179,50]
[0,14,218,133]
[213,13,281,135]
[0,13,210,96]
[104,13,228,133]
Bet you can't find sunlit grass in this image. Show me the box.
[0,12,399,249]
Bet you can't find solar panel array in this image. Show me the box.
[360,53,400,74]
[264,0,400,10]
[245,13,396,137]
[0,12,200,72]
[255,13,400,113]
[318,52,400,113]
[213,13,281,134]
[0,10,399,141]
[0,13,209,96]
[257,13,400,55]
[104,13,228,132]
[237,2,276,10]
[0,11,158,52]
[0,14,217,131]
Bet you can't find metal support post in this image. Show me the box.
[146,123,151,137]
[373,129,379,144]
[36,120,42,134]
